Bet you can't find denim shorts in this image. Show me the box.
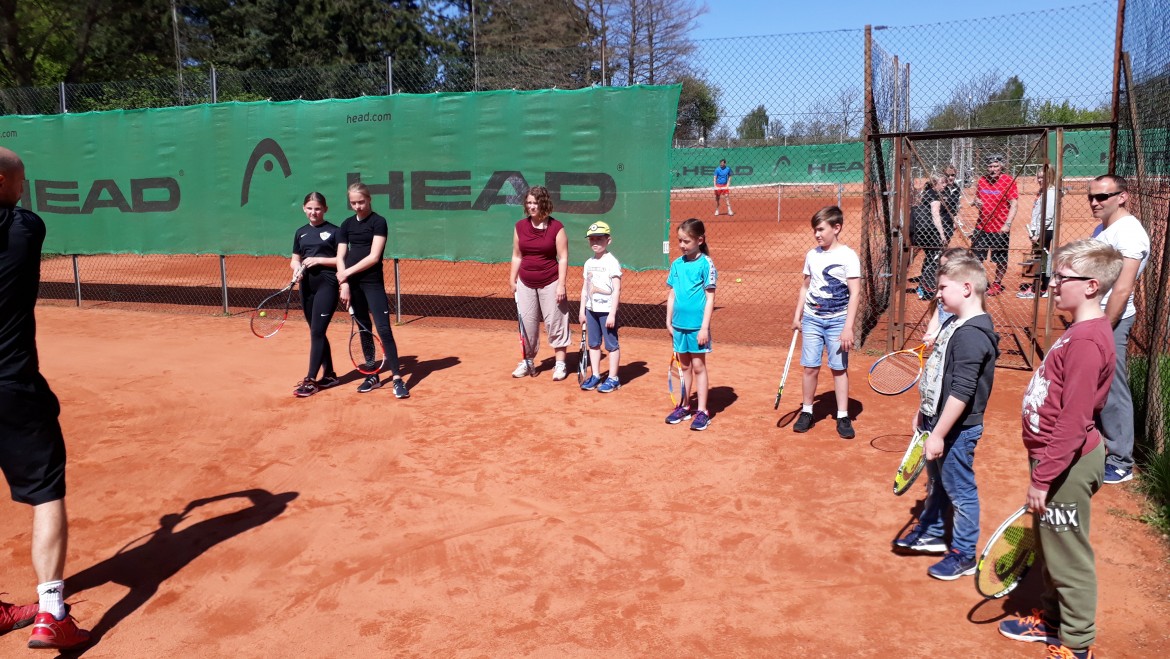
[801,313,848,370]
[585,309,619,352]
[672,328,712,354]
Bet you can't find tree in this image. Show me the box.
[0,0,174,87]
[925,72,1029,130]
[610,0,705,86]
[1030,100,1110,124]
[737,104,767,141]
[674,74,718,141]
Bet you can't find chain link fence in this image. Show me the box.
[1117,0,1170,457]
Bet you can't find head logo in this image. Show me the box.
[772,156,791,174]
[1062,144,1080,157]
[241,138,292,206]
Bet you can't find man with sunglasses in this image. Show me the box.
[1088,174,1149,484]
[971,154,1018,296]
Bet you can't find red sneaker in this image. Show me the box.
[0,599,39,633]
[27,612,90,650]
[987,282,1005,296]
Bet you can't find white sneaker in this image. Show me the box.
[727,210,734,216]
[552,362,568,381]
[512,360,530,378]
[713,211,720,216]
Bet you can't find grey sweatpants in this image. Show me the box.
[1099,314,1135,472]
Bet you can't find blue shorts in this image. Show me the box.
[801,314,848,370]
[585,309,619,352]
[672,328,712,354]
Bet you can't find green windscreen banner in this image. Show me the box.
[0,86,680,270]
[672,142,866,188]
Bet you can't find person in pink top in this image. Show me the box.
[509,185,571,380]
[999,239,1123,659]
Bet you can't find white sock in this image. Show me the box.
[837,410,849,419]
[556,361,566,368]
[802,404,813,414]
[37,580,66,620]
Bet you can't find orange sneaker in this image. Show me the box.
[0,598,39,633]
[27,611,90,650]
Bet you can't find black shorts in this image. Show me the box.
[0,377,67,505]
[971,230,1011,266]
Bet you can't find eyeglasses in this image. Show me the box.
[1087,190,1123,203]
[1051,273,1095,285]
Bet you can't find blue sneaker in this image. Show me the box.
[665,405,693,425]
[892,527,947,553]
[580,375,601,391]
[999,609,1058,643]
[597,377,621,393]
[690,410,710,431]
[927,549,976,580]
[1104,465,1133,484]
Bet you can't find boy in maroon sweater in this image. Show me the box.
[999,240,1123,659]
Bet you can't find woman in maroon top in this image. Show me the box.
[509,185,571,379]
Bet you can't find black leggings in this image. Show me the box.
[301,272,338,379]
[349,277,401,377]
[919,224,955,293]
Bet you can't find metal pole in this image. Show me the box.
[72,255,81,306]
[837,183,843,207]
[1108,0,1127,170]
[394,258,402,323]
[211,65,218,103]
[219,255,229,315]
[386,55,393,94]
[58,82,66,113]
[776,184,782,224]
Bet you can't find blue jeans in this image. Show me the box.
[917,419,983,559]
[800,313,847,370]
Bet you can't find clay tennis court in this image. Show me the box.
[1,305,1167,657]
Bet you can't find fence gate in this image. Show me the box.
[884,128,1072,370]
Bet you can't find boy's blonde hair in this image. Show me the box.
[810,205,844,229]
[938,257,988,296]
[1053,240,1124,294]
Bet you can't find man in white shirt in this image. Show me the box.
[1089,174,1150,484]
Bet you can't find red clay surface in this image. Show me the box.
[1,306,1168,657]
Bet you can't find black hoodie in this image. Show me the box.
[932,312,999,426]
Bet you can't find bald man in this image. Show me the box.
[0,146,90,650]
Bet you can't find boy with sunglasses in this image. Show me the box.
[1001,240,1123,659]
[1087,174,1149,484]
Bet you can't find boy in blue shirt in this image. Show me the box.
[713,159,734,216]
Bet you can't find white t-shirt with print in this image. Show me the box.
[802,245,861,318]
[1092,214,1149,320]
[584,252,622,313]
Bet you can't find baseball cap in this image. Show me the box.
[985,153,1005,164]
[586,221,611,237]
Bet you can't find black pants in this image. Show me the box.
[300,271,338,379]
[918,224,954,293]
[349,277,401,377]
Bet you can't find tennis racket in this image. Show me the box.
[668,352,686,406]
[577,326,591,384]
[975,506,1037,599]
[250,264,305,338]
[893,428,930,495]
[774,329,799,410]
[347,306,385,375]
[514,292,535,377]
[868,343,928,395]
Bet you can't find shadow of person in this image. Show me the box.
[63,489,297,654]
[398,355,460,390]
[707,385,738,416]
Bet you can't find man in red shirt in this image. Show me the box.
[970,154,1018,295]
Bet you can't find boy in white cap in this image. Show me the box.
[578,221,623,393]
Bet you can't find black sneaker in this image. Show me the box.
[837,416,855,439]
[317,374,340,389]
[293,377,318,398]
[357,374,381,393]
[793,411,814,433]
[392,378,410,399]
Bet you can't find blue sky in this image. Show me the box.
[691,0,1105,40]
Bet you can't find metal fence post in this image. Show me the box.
[387,56,393,95]
[211,65,218,103]
[72,255,81,306]
[58,82,66,113]
[219,255,229,315]
[394,258,402,323]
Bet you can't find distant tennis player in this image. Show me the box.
[713,159,734,216]
[0,146,90,650]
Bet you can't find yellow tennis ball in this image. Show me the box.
[735,278,743,283]
[259,311,267,317]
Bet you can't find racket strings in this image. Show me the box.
[250,301,286,337]
[870,352,922,394]
[978,522,1036,593]
[350,330,385,373]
